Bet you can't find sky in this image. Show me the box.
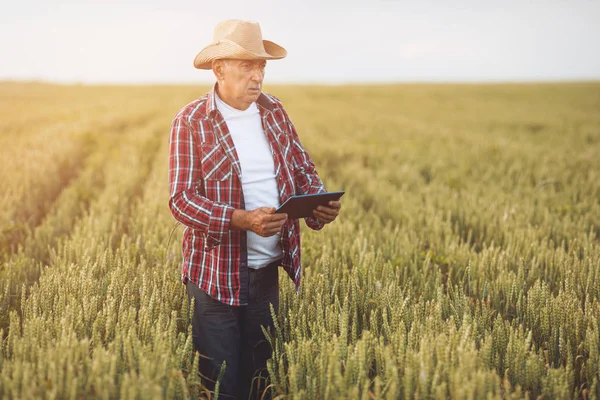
[1,0,599,84]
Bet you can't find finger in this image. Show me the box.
[264,220,286,231]
[265,213,287,222]
[314,208,334,217]
[265,217,287,229]
[313,210,335,222]
[259,231,277,237]
[315,206,338,217]
[312,214,326,224]
[262,226,285,237]
[328,201,342,209]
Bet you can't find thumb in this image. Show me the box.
[259,206,276,214]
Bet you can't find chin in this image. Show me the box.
[247,92,261,101]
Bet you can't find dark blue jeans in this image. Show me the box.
[185,260,280,400]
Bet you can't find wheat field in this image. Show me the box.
[0,81,599,399]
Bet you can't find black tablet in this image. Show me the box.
[275,191,345,219]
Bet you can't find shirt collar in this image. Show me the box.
[206,82,275,116]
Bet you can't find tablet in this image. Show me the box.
[275,191,345,219]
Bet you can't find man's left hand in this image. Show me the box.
[313,201,342,224]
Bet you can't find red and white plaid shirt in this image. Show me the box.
[169,84,325,306]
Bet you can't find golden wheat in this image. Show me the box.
[1,82,599,399]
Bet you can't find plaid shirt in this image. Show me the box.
[168,84,325,306]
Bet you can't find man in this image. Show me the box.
[168,20,341,399]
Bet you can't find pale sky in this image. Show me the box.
[1,0,599,84]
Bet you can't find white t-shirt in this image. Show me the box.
[215,93,282,269]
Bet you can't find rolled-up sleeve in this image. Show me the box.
[168,117,234,241]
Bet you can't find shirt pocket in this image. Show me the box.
[201,143,233,181]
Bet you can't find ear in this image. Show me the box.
[212,60,223,81]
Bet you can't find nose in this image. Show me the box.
[251,66,264,83]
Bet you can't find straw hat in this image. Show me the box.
[193,20,287,70]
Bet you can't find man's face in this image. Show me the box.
[215,59,266,110]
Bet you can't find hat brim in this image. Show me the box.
[193,39,287,70]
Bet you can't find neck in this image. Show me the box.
[215,85,251,111]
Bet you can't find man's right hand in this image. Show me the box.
[231,207,287,237]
